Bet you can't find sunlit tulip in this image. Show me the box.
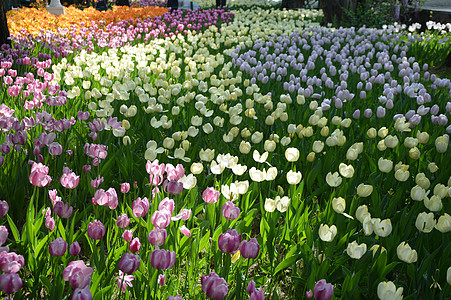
[372,218,392,237]
[424,195,442,212]
[253,150,268,163]
[326,172,342,187]
[274,196,290,213]
[367,128,377,138]
[435,213,451,233]
[346,241,367,259]
[377,140,387,151]
[397,242,417,263]
[433,184,447,199]
[190,163,203,175]
[251,132,264,144]
[0,273,22,294]
[415,173,431,189]
[356,205,370,223]
[264,198,276,212]
[369,245,387,257]
[384,135,399,148]
[49,238,68,257]
[417,131,429,144]
[357,184,373,197]
[249,167,266,182]
[435,135,449,153]
[286,170,302,185]
[265,167,278,181]
[332,197,346,214]
[218,229,241,254]
[318,224,337,242]
[201,272,228,300]
[312,141,324,153]
[415,212,436,233]
[362,216,373,236]
[240,238,259,259]
[339,163,354,178]
[378,158,393,173]
[285,148,300,162]
[199,149,215,162]
[395,169,410,182]
[231,164,247,176]
[203,187,220,204]
[377,281,403,300]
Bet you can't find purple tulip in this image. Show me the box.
[352,109,360,119]
[118,253,140,274]
[148,228,167,246]
[149,249,176,270]
[203,187,220,203]
[240,238,260,259]
[0,273,22,294]
[49,238,68,257]
[0,226,7,246]
[313,279,334,300]
[201,272,228,300]
[116,214,130,228]
[221,201,240,220]
[70,242,81,256]
[63,260,93,289]
[87,220,105,240]
[54,201,73,218]
[72,285,92,300]
[0,201,9,218]
[218,229,241,254]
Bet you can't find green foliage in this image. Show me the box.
[340,0,394,29]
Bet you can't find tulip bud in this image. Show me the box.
[435,213,451,233]
[332,197,346,214]
[49,237,68,257]
[201,273,228,300]
[118,253,140,274]
[314,279,334,300]
[218,229,241,254]
[240,238,260,259]
[0,273,22,294]
[377,281,403,300]
[397,242,417,263]
[69,242,81,256]
[318,224,337,242]
[222,201,240,220]
[149,249,176,270]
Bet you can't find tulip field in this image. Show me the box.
[0,1,451,299]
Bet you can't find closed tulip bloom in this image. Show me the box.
[53,201,73,219]
[247,280,256,295]
[201,272,228,300]
[435,213,451,233]
[158,198,175,215]
[435,135,449,153]
[397,242,417,263]
[72,285,92,300]
[313,279,334,300]
[372,218,392,237]
[222,201,240,220]
[49,238,68,257]
[29,162,52,187]
[285,148,300,162]
[203,187,220,204]
[240,238,259,259]
[347,241,367,259]
[286,170,302,185]
[377,281,403,300]
[415,173,431,189]
[239,141,251,154]
[151,210,171,229]
[0,226,7,246]
[363,216,373,236]
[424,195,442,212]
[318,224,337,242]
[70,242,81,256]
[0,273,22,294]
[356,205,371,223]
[384,135,399,148]
[121,182,130,194]
[116,214,130,228]
[118,253,140,274]
[87,220,105,240]
[0,201,9,218]
[60,167,80,189]
[132,197,150,218]
[312,141,325,153]
[378,158,393,173]
[123,230,133,242]
[339,163,354,178]
[428,162,439,173]
[415,212,436,233]
[332,197,346,214]
[129,238,141,253]
[326,172,342,187]
[357,184,373,197]
[395,169,410,182]
[433,184,448,199]
[0,251,24,273]
[149,249,176,270]
[148,228,167,246]
[218,229,241,254]
[410,185,426,201]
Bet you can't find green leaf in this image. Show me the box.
[273,253,302,276]
[7,215,20,242]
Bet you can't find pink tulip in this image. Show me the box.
[221,201,240,220]
[48,142,63,155]
[132,197,150,218]
[313,279,334,300]
[116,214,130,228]
[0,273,22,294]
[0,226,7,246]
[70,242,81,256]
[122,230,133,243]
[92,188,118,209]
[158,197,175,215]
[306,290,313,298]
[29,162,52,187]
[87,220,105,240]
[53,201,73,218]
[148,228,167,246]
[63,260,93,289]
[48,189,61,206]
[90,176,104,188]
[60,167,79,189]
[117,270,134,293]
[118,253,140,274]
[0,251,25,273]
[171,208,191,221]
[129,238,141,253]
[0,201,8,218]
[45,216,55,231]
[151,210,171,229]
[179,225,191,237]
[149,249,176,270]
[202,187,219,203]
[121,182,130,193]
[158,274,165,286]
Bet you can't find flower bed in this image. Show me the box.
[0,5,451,300]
